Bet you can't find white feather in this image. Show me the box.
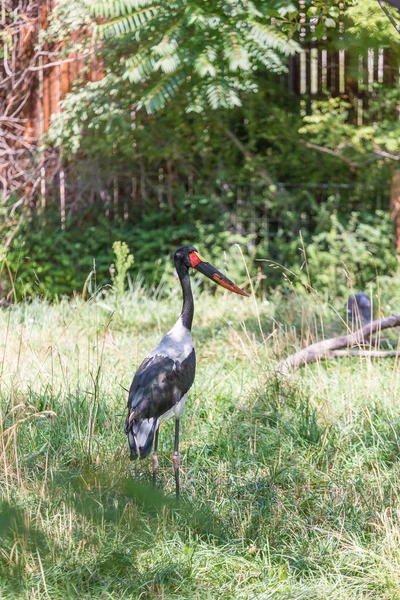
[149,317,193,363]
[134,417,154,456]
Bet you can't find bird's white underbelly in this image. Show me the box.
[158,393,188,425]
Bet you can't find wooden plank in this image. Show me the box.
[368,47,374,92]
[339,49,345,94]
[310,47,318,95]
[321,48,328,94]
[299,50,307,95]
[377,47,384,83]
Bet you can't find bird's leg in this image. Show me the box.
[172,419,180,499]
[152,427,159,488]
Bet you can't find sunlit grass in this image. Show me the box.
[1,285,400,598]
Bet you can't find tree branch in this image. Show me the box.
[300,139,400,169]
[279,314,400,374]
[373,148,400,161]
[299,139,359,168]
[377,0,400,34]
[327,349,400,358]
[224,127,282,189]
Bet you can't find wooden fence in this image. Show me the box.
[0,0,103,211]
[289,44,400,123]
[53,167,390,245]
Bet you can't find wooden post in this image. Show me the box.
[60,168,66,229]
[390,169,400,256]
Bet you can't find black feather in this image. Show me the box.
[125,349,196,458]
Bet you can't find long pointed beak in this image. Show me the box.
[190,252,249,297]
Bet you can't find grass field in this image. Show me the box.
[1,282,400,599]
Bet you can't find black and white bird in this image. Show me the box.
[124,245,249,497]
[346,292,372,327]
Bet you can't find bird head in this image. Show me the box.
[174,245,249,297]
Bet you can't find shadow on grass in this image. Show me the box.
[0,471,224,596]
[4,374,400,595]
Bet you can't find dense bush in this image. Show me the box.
[1,202,397,302]
[297,210,398,297]
[1,199,253,301]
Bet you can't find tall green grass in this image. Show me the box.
[1,284,400,598]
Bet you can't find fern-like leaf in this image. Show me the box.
[194,51,217,77]
[89,0,302,113]
[247,22,300,55]
[97,6,159,37]
[92,0,156,19]
[206,81,242,110]
[223,32,251,71]
[137,72,185,113]
[123,53,158,82]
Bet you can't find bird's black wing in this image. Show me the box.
[124,349,196,433]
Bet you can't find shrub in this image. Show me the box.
[1,201,398,302]
[110,241,134,299]
[1,199,253,301]
[302,211,398,297]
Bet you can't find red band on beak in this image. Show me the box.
[189,252,202,268]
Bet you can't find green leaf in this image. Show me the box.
[324,17,336,28]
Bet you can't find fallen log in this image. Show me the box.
[279,315,400,374]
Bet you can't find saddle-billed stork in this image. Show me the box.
[124,245,249,497]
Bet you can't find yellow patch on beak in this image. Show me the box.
[194,251,207,262]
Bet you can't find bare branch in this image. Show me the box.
[376,0,400,34]
[373,148,400,161]
[300,139,400,169]
[27,51,95,71]
[279,315,400,373]
[3,43,14,77]
[299,139,359,168]
[328,349,400,358]
[0,0,62,223]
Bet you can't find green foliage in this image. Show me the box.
[346,0,400,47]
[47,0,342,119]
[2,200,253,300]
[299,86,400,169]
[111,241,134,298]
[45,0,396,230]
[91,0,303,114]
[48,75,131,156]
[14,1,400,307]
[302,211,398,297]
[2,202,397,302]
[3,290,400,597]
